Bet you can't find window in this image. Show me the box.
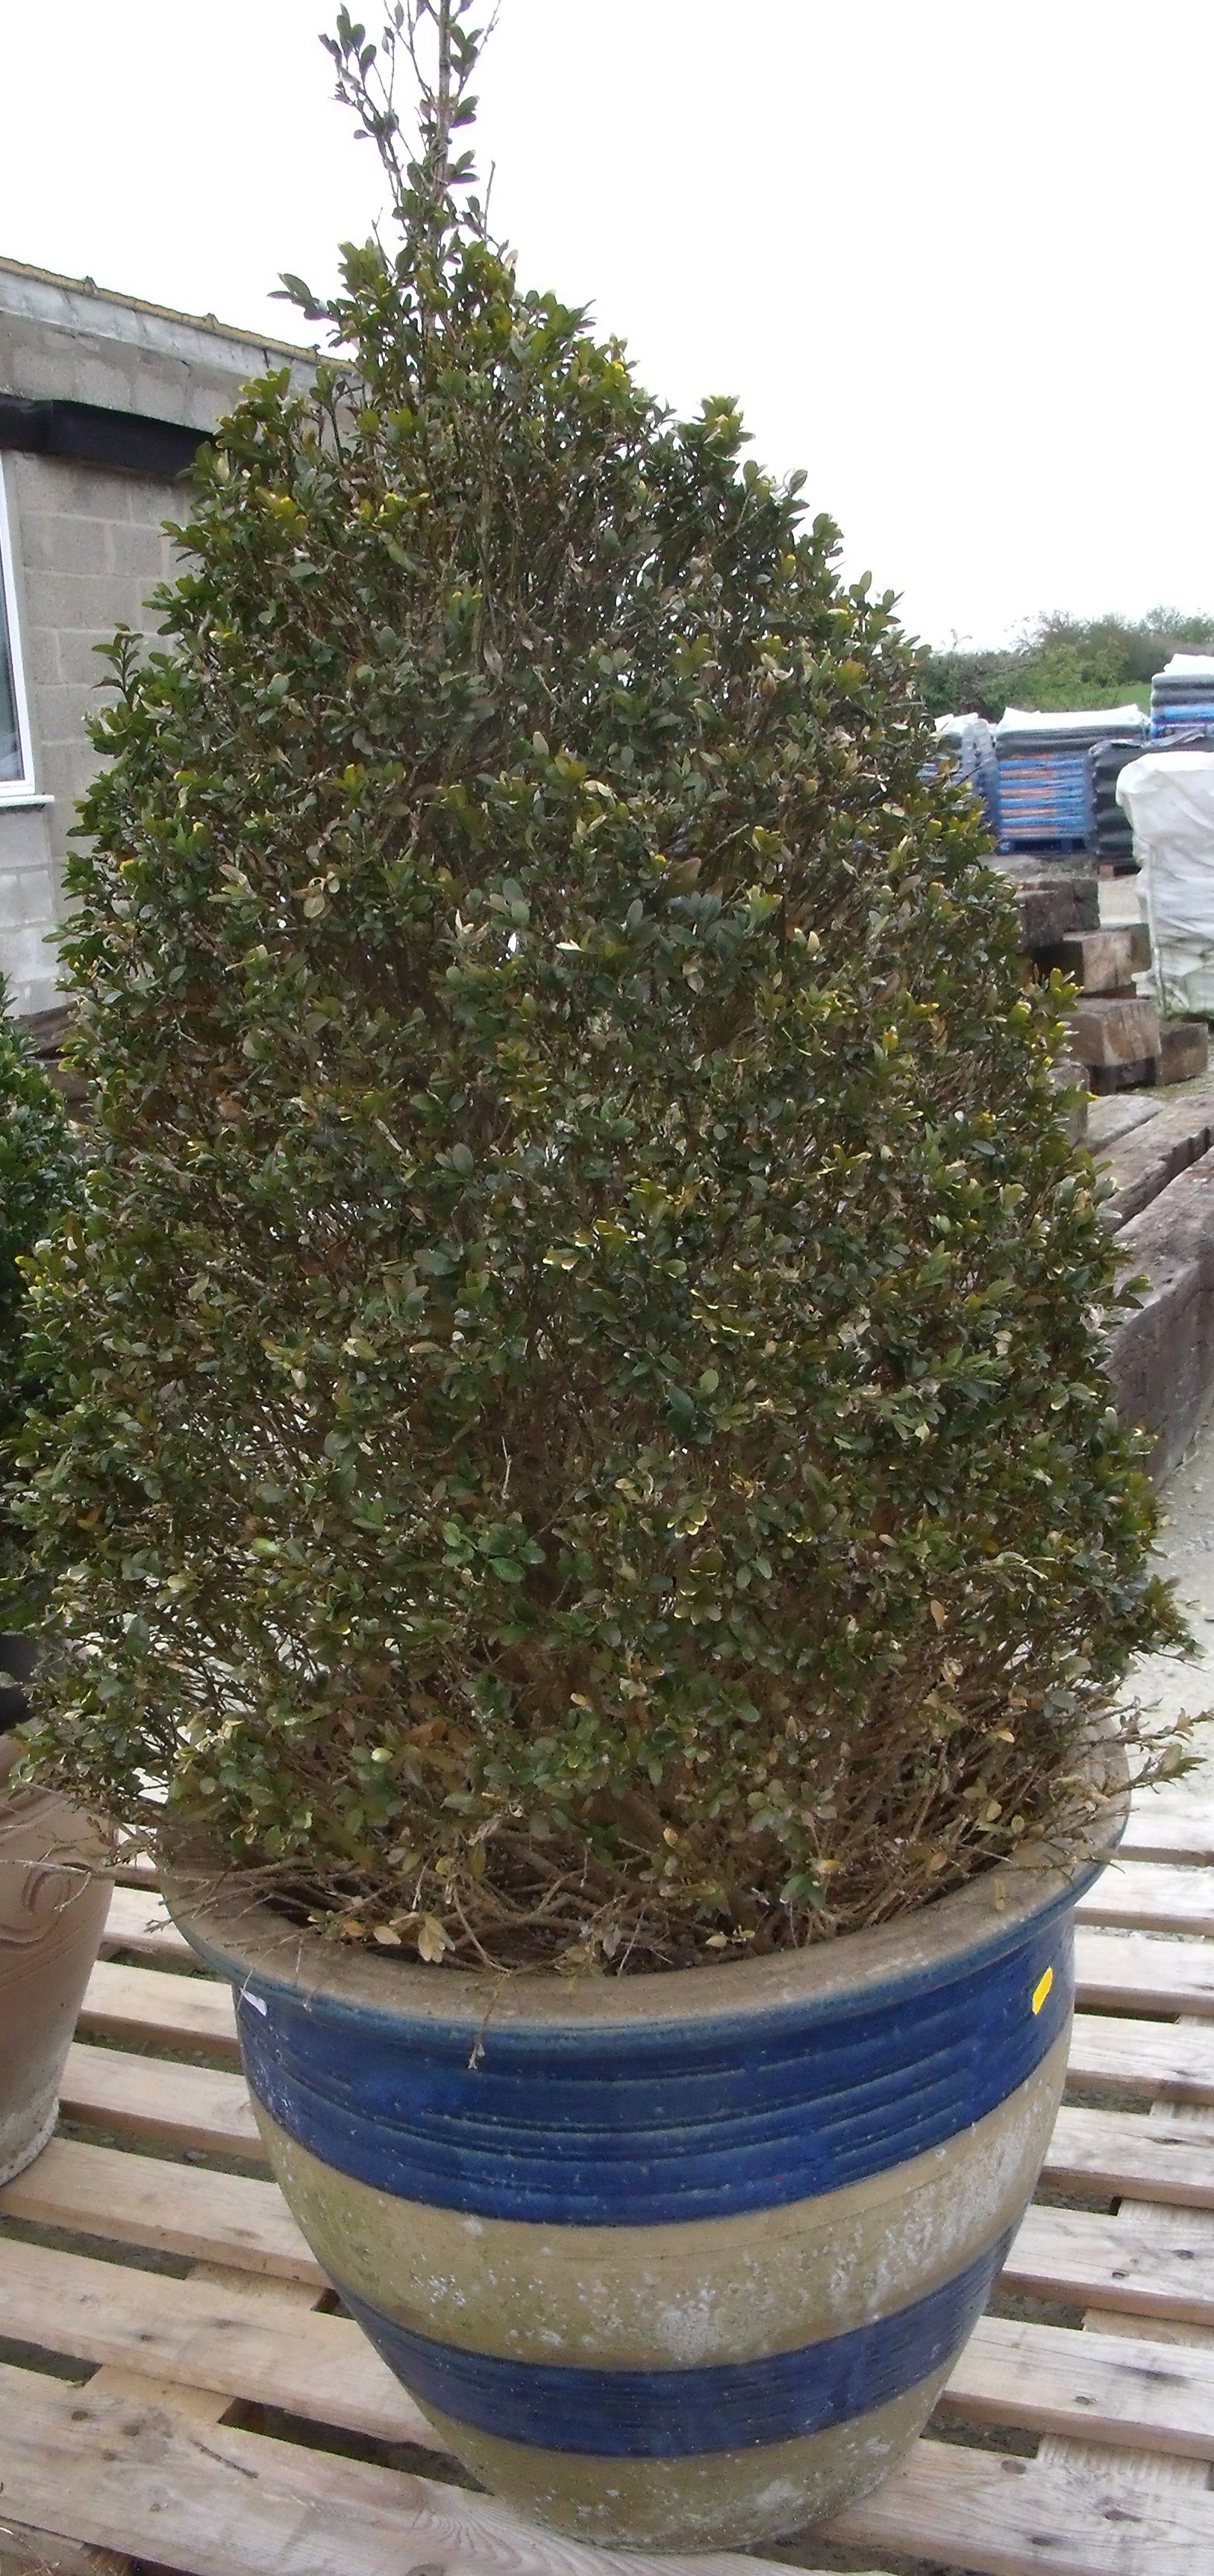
[0,460,34,800]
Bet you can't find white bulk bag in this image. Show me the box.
[995,704,1146,737]
[1117,751,1214,1016]
[1154,654,1214,684]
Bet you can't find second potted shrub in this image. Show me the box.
[0,989,109,2184]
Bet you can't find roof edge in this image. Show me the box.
[0,251,318,372]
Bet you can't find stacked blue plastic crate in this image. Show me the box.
[1150,654,1214,738]
[994,706,1147,852]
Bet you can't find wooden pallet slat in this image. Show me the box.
[79,1958,240,2057]
[0,2519,127,2576]
[0,2238,437,2451]
[1074,1859,1214,1938]
[1020,1985,1214,2560]
[1004,2203,1214,2327]
[34,2360,1196,2576]
[59,2042,263,2158]
[1116,1798,1214,1865]
[942,2310,1214,2458]
[1045,2102,1214,2207]
[0,2361,791,2576]
[825,2434,1214,2576]
[1074,1926,1214,2015]
[1066,2009,1214,2101]
[0,2136,318,2280]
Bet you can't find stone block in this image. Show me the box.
[1041,925,1151,993]
[1070,995,1160,1070]
[1088,1056,1158,1095]
[1092,1055,1160,1097]
[1160,1020,1210,1085]
[1016,875,1101,952]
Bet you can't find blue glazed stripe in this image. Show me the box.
[235,1904,1074,2224]
[337,2224,1016,2457]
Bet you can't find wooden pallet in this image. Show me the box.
[3,1801,1214,2576]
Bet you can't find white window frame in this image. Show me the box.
[0,455,37,805]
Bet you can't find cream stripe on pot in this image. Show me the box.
[253,2021,1066,2368]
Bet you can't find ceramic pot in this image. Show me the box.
[0,1751,113,2184]
[166,1775,1123,2550]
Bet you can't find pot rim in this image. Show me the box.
[163,1728,1128,2036]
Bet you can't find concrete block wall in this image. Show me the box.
[0,796,60,1016]
[0,449,178,1009]
[7,452,176,820]
[0,255,313,1018]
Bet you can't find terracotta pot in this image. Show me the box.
[0,1758,113,2185]
[166,1762,1124,2551]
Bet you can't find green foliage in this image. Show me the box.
[922,609,1214,723]
[22,5,1184,1968]
[0,988,78,1627]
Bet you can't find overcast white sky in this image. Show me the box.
[1,1,1209,648]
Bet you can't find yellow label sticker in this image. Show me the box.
[1031,1965,1054,2016]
